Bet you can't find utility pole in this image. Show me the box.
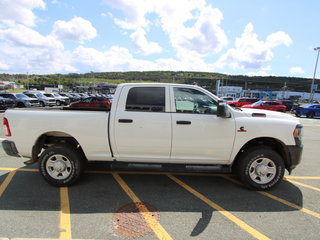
[310,47,320,103]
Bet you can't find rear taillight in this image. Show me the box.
[3,117,11,136]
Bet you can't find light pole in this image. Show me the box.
[310,47,320,102]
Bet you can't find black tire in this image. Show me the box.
[39,144,84,187]
[295,113,301,117]
[306,111,315,118]
[17,102,25,108]
[40,101,46,107]
[236,146,285,190]
[56,101,61,106]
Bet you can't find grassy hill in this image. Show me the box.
[0,71,317,93]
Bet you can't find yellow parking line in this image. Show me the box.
[0,167,38,172]
[59,187,72,239]
[0,171,16,197]
[223,176,320,219]
[284,178,320,192]
[258,191,320,219]
[285,176,320,180]
[112,173,173,240]
[167,174,270,240]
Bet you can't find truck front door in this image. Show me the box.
[170,86,236,164]
[113,86,171,162]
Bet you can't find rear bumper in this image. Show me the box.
[2,140,20,157]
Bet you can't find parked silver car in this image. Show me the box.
[0,92,40,108]
[44,93,70,106]
[24,91,56,107]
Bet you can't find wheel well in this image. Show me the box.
[31,132,87,163]
[232,137,291,172]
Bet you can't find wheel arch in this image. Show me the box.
[31,131,87,164]
[232,137,291,172]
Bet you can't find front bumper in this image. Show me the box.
[2,140,20,157]
[287,144,303,172]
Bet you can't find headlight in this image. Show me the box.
[293,124,303,145]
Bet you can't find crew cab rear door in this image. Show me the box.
[112,85,172,162]
[170,86,236,164]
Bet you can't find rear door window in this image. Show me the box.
[126,87,165,112]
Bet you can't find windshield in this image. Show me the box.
[16,93,29,98]
[252,100,263,106]
[36,93,45,97]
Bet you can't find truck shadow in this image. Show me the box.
[0,164,304,237]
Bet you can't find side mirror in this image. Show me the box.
[217,100,231,118]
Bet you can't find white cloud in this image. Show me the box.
[290,67,305,75]
[266,31,292,48]
[71,45,215,72]
[103,0,227,60]
[0,23,63,49]
[51,17,97,43]
[0,41,76,73]
[0,62,10,70]
[104,0,152,30]
[215,23,292,70]
[130,28,162,55]
[72,45,154,71]
[245,66,272,76]
[0,24,75,73]
[0,0,45,27]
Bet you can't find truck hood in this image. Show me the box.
[239,107,296,121]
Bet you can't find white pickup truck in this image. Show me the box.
[2,83,303,190]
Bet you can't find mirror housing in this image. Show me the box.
[217,100,231,118]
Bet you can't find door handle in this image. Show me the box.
[176,121,191,125]
[118,119,133,123]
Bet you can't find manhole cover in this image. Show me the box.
[113,202,159,238]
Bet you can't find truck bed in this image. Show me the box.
[4,108,112,161]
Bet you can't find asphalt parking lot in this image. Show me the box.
[0,112,319,240]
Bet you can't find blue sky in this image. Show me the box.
[0,0,319,78]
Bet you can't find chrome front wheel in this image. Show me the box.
[248,157,277,184]
[237,146,285,190]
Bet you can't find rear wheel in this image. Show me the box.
[306,111,315,118]
[236,147,285,190]
[39,144,84,187]
[56,100,61,106]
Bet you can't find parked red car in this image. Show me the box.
[69,96,112,109]
[227,98,259,107]
[242,100,286,112]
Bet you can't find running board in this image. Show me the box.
[97,162,232,173]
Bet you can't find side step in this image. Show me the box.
[88,162,232,173]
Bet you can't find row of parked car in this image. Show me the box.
[0,91,113,110]
[223,97,294,112]
[222,97,320,118]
